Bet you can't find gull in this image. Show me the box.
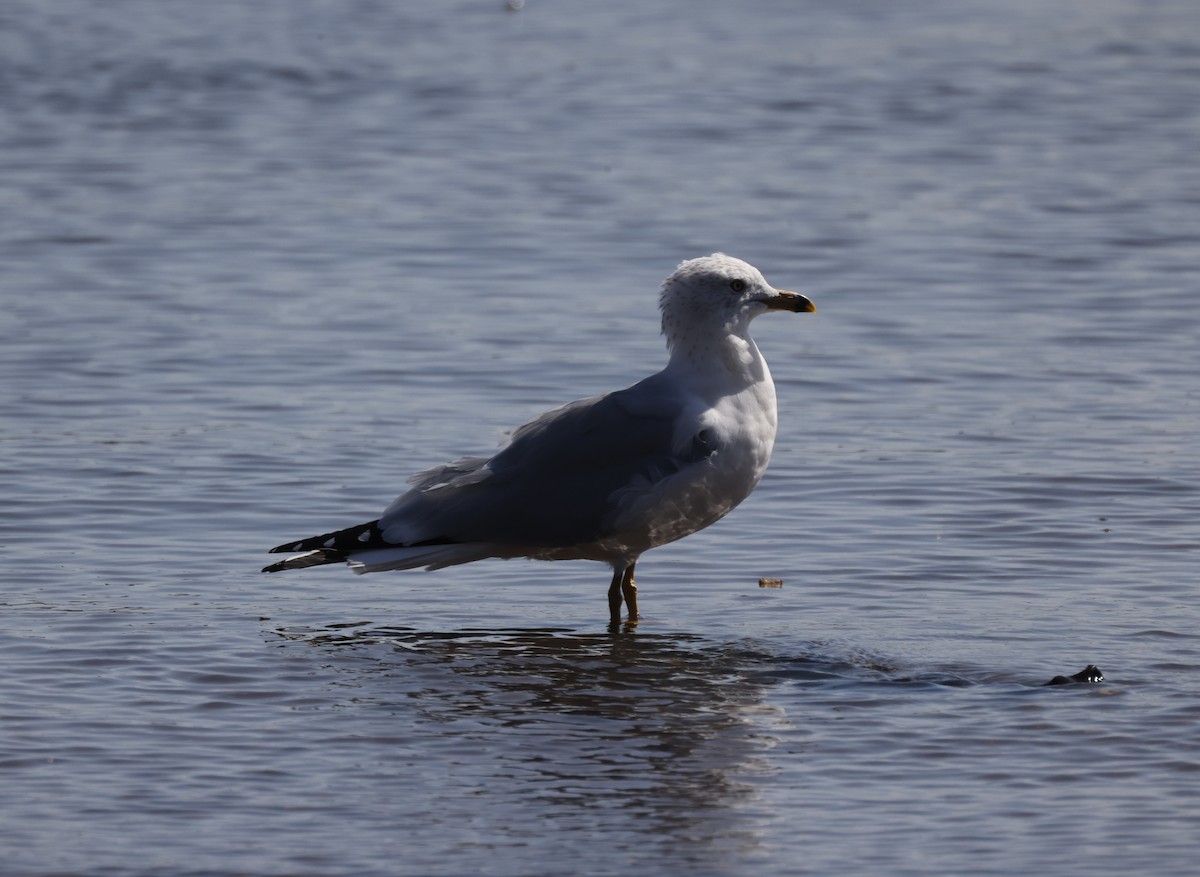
[263,254,815,626]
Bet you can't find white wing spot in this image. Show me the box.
[358,530,373,542]
[323,538,336,548]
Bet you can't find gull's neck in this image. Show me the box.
[663,322,772,394]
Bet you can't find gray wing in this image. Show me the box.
[378,373,714,548]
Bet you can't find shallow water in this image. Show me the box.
[3,1,1200,874]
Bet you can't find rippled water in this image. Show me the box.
[3,1,1199,874]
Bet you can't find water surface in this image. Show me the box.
[2,1,1199,874]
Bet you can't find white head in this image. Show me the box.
[659,253,814,357]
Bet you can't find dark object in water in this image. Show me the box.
[1044,664,1104,686]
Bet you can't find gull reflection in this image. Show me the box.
[278,624,785,862]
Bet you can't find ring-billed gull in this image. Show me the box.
[264,253,815,626]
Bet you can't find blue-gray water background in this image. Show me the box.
[2,1,1199,874]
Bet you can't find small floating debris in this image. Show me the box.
[758,577,784,589]
[1044,664,1104,686]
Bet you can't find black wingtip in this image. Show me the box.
[263,520,388,573]
[261,548,345,573]
[267,520,384,556]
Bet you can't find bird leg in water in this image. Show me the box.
[608,563,638,626]
[621,564,638,622]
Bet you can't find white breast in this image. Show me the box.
[609,359,779,555]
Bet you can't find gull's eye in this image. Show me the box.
[729,279,747,293]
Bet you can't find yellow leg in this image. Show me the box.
[620,564,638,624]
[607,567,624,627]
[607,563,639,627]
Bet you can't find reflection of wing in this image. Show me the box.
[379,373,713,548]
